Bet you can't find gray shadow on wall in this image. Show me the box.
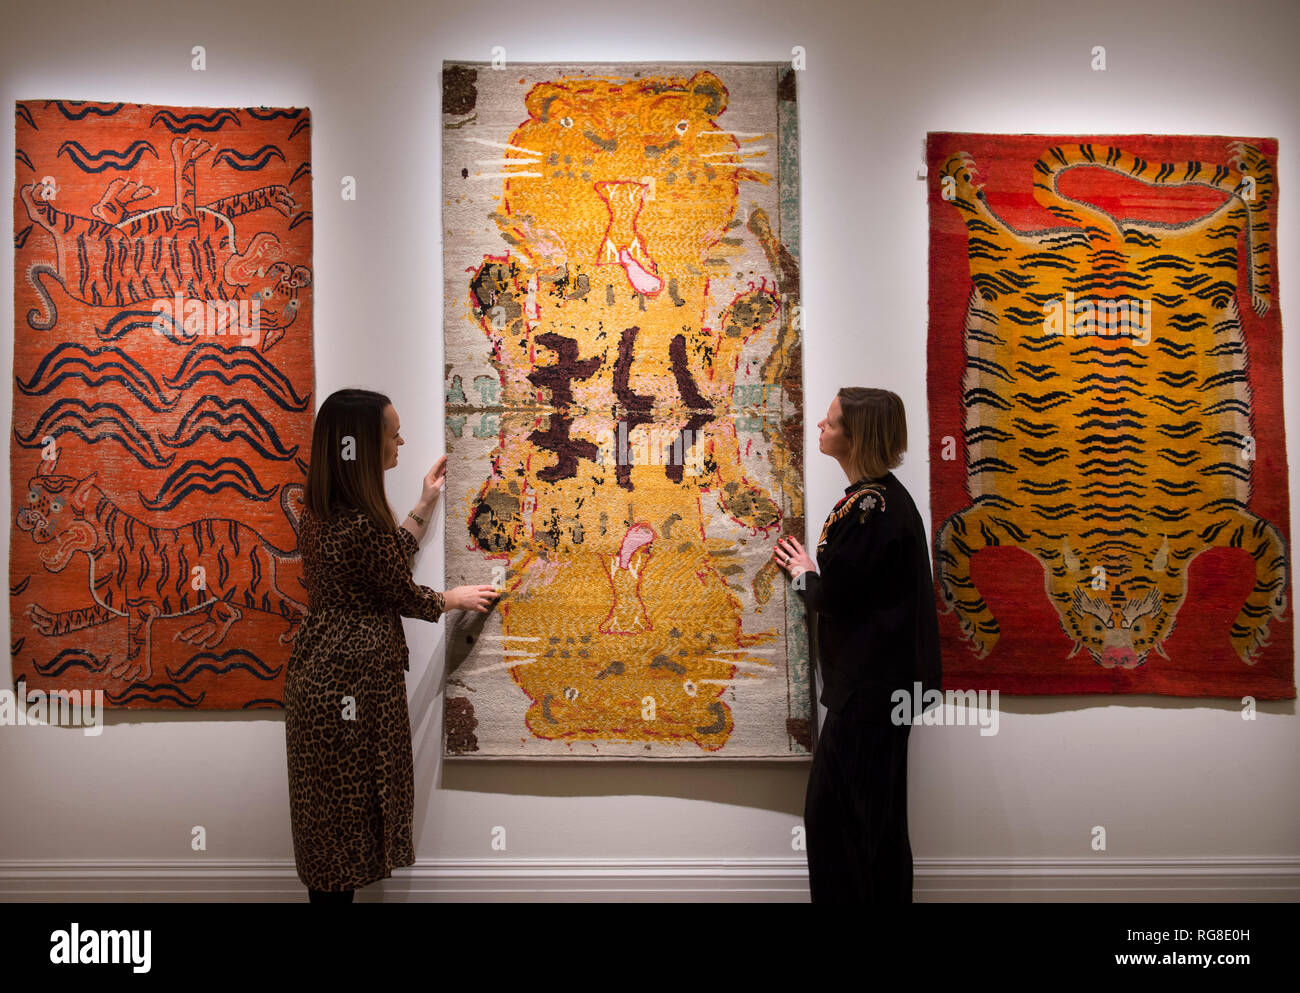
[438,760,811,816]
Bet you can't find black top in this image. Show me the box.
[796,471,942,724]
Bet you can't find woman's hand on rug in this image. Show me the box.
[445,584,500,613]
[402,456,446,541]
[420,455,446,510]
[774,536,815,579]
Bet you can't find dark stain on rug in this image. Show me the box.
[445,696,480,754]
[443,64,478,117]
[786,717,811,751]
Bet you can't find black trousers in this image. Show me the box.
[804,710,912,903]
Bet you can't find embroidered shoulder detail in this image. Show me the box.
[855,486,886,523]
[817,484,886,551]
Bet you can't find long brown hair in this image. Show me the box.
[838,387,907,482]
[305,388,397,530]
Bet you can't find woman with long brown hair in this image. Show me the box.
[772,387,942,902]
[284,388,498,903]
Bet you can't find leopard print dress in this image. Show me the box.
[283,505,445,893]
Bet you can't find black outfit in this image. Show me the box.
[796,471,942,902]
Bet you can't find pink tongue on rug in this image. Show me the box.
[617,523,655,569]
[619,248,662,295]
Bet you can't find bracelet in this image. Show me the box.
[406,510,425,527]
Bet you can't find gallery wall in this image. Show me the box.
[1,0,1297,899]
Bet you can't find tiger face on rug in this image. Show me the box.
[16,454,306,683]
[934,141,1288,669]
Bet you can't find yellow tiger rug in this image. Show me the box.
[927,133,1292,699]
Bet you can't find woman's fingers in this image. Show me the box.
[772,536,813,579]
[448,584,502,612]
[772,537,796,575]
[424,458,447,504]
[472,584,501,612]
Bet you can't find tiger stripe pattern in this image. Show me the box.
[20,137,310,334]
[16,456,306,684]
[934,141,1289,669]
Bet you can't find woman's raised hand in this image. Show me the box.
[421,455,447,508]
[446,584,500,613]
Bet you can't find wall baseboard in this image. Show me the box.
[1,856,1296,902]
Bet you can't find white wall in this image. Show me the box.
[2,0,1297,898]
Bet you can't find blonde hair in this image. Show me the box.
[837,387,907,481]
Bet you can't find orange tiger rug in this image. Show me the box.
[10,102,313,710]
[927,133,1293,699]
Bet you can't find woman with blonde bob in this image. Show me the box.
[284,388,498,903]
[773,387,941,903]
